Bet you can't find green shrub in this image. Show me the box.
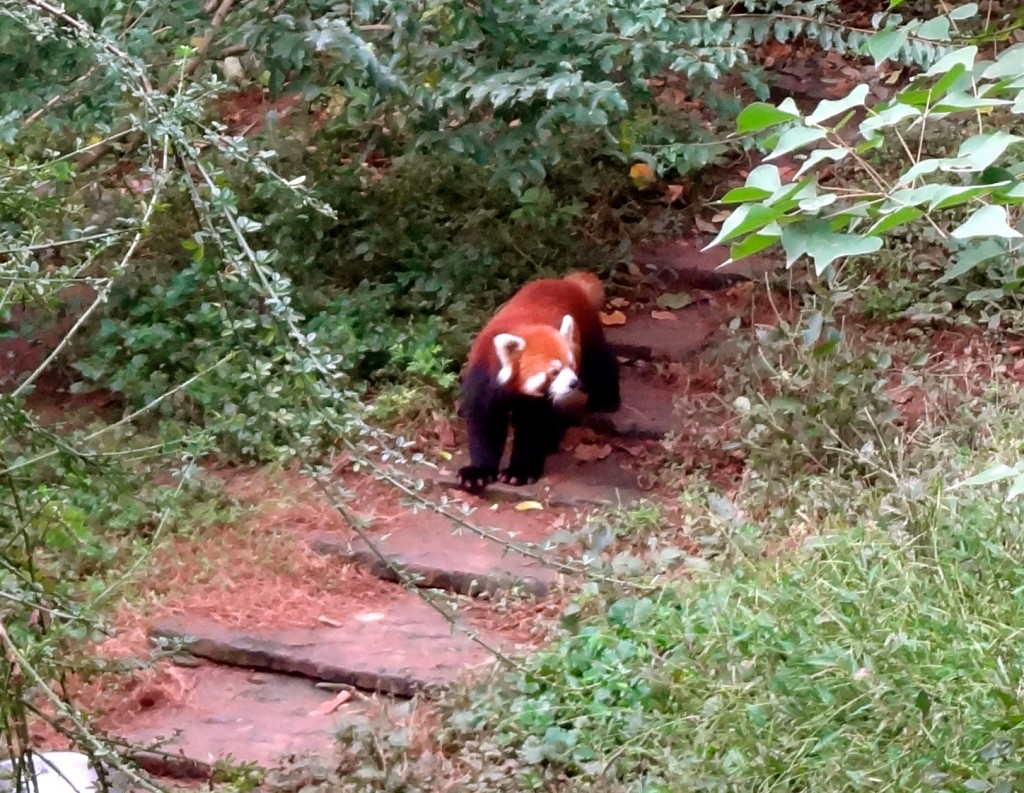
[445,485,1024,791]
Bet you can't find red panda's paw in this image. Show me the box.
[498,466,541,487]
[457,465,498,493]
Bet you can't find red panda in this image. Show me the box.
[457,272,620,493]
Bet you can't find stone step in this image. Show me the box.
[117,665,355,770]
[583,369,678,440]
[428,443,648,506]
[605,301,725,364]
[151,599,499,698]
[310,520,557,598]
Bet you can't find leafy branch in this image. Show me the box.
[709,5,1024,285]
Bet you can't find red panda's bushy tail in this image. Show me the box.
[563,272,605,312]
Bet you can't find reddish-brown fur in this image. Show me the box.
[466,272,605,381]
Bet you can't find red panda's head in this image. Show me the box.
[494,315,581,403]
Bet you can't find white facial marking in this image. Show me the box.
[549,366,580,403]
[522,371,548,396]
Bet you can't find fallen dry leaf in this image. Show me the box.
[573,443,613,463]
[600,310,627,327]
[665,184,685,203]
[515,500,544,511]
[657,291,692,310]
[651,310,679,321]
[887,388,914,405]
[433,412,456,447]
[612,442,647,457]
[710,210,731,223]
[308,689,353,717]
[609,297,631,309]
[694,216,718,234]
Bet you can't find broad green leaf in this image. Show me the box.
[705,203,788,248]
[782,222,884,274]
[747,164,782,192]
[767,178,818,207]
[995,182,1024,204]
[896,158,948,186]
[796,147,849,178]
[982,44,1024,80]
[895,135,1021,186]
[720,186,773,204]
[765,126,827,160]
[934,91,1011,112]
[898,67,968,108]
[977,166,1016,185]
[956,462,1018,488]
[859,104,921,137]
[924,46,977,77]
[866,27,909,65]
[1007,474,1024,501]
[806,84,870,126]
[951,204,1022,239]
[736,102,801,133]
[799,194,837,211]
[728,233,780,263]
[928,184,1000,210]
[917,15,951,41]
[867,206,924,236]
[935,239,1006,283]
[949,2,979,20]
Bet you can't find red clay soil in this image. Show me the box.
[48,465,577,751]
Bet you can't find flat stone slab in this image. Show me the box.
[606,302,725,364]
[310,518,557,597]
[151,602,498,698]
[429,443,647,506]
[584,371,678,440]
[117,665,356,770]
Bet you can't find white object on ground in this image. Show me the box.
[0,752,97,793]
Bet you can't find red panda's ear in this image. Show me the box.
[494,333,525,384]
[559,314,579,347]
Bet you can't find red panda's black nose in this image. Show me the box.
[567,374,579,390]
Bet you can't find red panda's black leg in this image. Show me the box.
[458,411,507,492]
[580,337,621,413]
[458,364,508,493]
[501,398,556,486]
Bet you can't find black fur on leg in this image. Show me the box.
[458,363,509,493]
[580,336,621,413]
[500,397,558,486]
